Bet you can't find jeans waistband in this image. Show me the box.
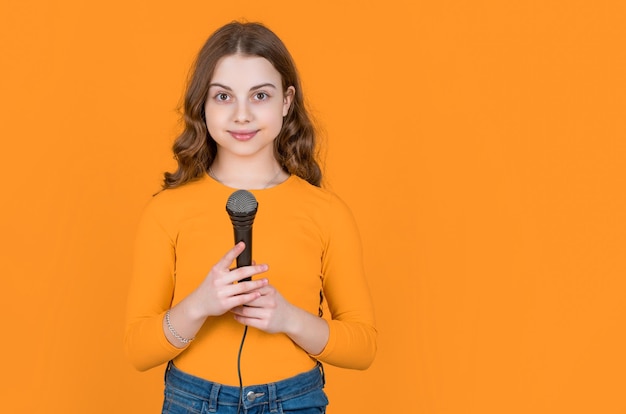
[164,361,325,411]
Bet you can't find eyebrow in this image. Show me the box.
[208,82,278,91]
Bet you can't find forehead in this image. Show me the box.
[210,54,282,89]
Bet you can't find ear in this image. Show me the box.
[282,86,295,117]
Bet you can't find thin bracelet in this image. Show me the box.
[165,310,195,344]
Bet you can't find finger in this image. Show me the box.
[231,305,262,319]
[225,291,262,310]
[215,242,246,271]
[234,286,273,309]
[230,306,246,316]
[232,312,266,329]
[224,277,269,297]
[244,285,272,297]
[224,264,269,285]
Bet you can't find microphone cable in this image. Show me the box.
[235,325,249,414]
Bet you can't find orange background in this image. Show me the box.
[2,1,625,413]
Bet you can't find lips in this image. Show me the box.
[229,130,258,141]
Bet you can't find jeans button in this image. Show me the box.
[246,391,257,402]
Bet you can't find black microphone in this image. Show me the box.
[226,190,259,281]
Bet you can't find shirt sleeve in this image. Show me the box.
[313,194,377,369]
[124,200,186,371]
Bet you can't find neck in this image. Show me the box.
[209,156,288,190]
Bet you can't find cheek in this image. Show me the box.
[264,111,286,132]
[262,103,288,124]
[205,117,222,139]
[204,105,227,127]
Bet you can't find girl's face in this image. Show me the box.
[205,54,294,162]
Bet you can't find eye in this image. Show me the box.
[253,92,269,101]
[215,93,230,102]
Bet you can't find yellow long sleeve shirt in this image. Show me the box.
[125,174,377,385]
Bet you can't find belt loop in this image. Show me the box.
[318,362,325,387]
[268,382,278,413]
[164,361,172,384]
[208,382,221,412]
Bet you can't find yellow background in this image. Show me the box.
[2,1,625,413]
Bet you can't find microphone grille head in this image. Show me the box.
[226,190,258,215]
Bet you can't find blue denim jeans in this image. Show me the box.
[162,362,328,414]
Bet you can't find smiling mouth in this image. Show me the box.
[229,130,258,141]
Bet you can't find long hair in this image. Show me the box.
[163,22,322,189]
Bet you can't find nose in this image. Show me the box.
[234,100,252,124]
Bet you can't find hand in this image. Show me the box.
[230,281,330,355]
[188,242,269,319]
[230,284,295,334]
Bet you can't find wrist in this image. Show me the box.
[184,291,211,322]
[165,310,194,344]
[163,296,209,348]
[284,306,329,356]
[283,305,304,337]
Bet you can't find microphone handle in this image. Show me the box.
[233,225,253,280]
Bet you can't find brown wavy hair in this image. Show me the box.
[163,21,322,189]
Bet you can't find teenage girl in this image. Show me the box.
[125,21,377,414]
